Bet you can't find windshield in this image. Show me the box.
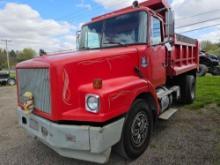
[79,11,148,50]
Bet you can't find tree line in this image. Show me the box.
[0,48,36,70]
[0,40,219,70]
[201,40,220,56]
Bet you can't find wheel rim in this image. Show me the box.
[130,111,149,148]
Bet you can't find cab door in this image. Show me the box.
[148,16,166,87]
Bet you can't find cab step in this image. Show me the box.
[159,108,178,120]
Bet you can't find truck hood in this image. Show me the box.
[16,47,138,68]
[16,46,142,121]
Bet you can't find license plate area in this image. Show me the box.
[29,118,39,131]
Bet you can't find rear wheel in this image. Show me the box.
[179,75,196,104]
[210,67,220,76]
[115,99,153,159]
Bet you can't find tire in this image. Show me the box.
[197,64,207,77]
[179,75,196,104]
[115,99,153,160]
[210,67,220,76]
[7,78,16,86]
[1,81,7,86]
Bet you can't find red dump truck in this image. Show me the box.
[16,0,199,163]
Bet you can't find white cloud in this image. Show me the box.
[77,0,92,11]
[0,3,77,52]
[94,0,145,9]
[171,0,220,42]
[171,0,185,10]
[199,26,220,43]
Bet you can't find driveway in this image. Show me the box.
[0,87,219,165]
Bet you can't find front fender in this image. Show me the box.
[75,76,159,122]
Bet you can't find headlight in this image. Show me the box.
[86,94,100,113]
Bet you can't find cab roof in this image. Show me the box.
[92,0,170,22]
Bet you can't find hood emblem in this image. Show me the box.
[23,91,34,115]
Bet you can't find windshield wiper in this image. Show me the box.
[103,41,127,47]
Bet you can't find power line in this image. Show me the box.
[176,16,220,29]
[179,23,220,34]
[176,9,220,21]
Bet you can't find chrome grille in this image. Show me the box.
[17,68,51,114]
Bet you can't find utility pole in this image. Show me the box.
[1,40,12,74]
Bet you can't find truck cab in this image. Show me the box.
[16,0,199,163]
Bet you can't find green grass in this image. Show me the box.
[189,76,220,109]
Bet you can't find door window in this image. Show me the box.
[151,17,162,45]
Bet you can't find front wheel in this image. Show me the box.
[115,99,153,159]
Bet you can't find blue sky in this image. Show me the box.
[0,0,127,25]
[5,0,105,23]
[0,0,172,24]
[0,0,219,51]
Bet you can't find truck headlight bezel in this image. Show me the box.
[85,94,100,113]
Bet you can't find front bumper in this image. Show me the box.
[17,108,125,164]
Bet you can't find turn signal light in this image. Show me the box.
[93,79,102,89]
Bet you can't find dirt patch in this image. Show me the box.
[0,87,220,165]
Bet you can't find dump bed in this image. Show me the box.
[167,34,199,76]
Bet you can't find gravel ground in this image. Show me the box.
[0,87,220,165]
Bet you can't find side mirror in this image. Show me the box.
[76,31,81,50]
[165,9,175,41]
[165,42,173,52]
